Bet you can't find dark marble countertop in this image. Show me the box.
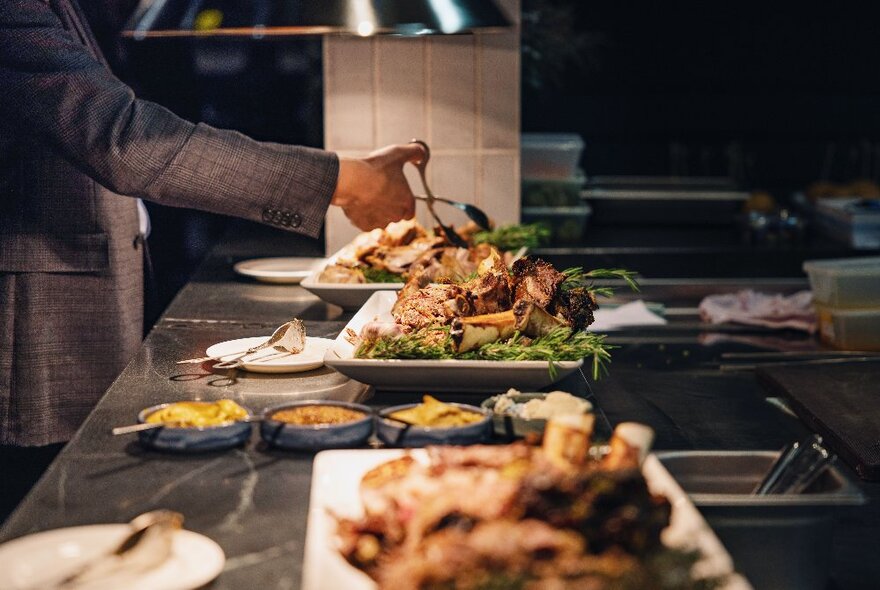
[2,223,878,589]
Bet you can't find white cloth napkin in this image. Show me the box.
[699,290,816,333]
[587,300,667,332]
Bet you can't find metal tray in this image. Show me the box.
[582,185,748,226]
[657,450,865,590]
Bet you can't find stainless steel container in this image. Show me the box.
[657,450,865,590]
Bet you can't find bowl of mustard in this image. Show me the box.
[136,399,253,452]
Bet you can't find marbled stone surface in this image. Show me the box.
[2,224,878,589]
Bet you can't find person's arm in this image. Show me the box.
[0,0,337,236]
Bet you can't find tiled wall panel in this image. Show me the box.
[324,38,375,150]
[323,2,520,254]
[376,38,427,146]
[430,37,477,151]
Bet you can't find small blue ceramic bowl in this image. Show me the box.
[260,400,374,450]
[376,403,492,448]
[137,402,253,452]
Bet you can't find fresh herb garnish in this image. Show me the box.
[361,268,405,283]
[357,326,614,380]
[561,267,640,297]
[472,223,551,251]
[358,326,454,360]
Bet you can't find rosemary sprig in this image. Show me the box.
[357,326,453,359]
[356,326,614,380]
[472,223,551,251]
[361,268,405,283]
[463,328,612,380]
[561,267,641,296]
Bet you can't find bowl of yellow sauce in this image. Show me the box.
[137,399,253,452]
[376,395,490,447]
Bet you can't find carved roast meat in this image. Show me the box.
[389,255,598,335]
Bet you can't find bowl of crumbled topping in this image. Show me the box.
[260,400,374,450]
[481,389,592,438]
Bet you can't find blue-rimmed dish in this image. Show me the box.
[376,403,491,448]
[136,402,254,452]
[260,401,373,450]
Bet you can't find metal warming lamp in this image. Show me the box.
[122,0,511,39]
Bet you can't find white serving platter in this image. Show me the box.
[302,449,752,590]
[301,241,530,311]
[300,242,403,310]
[323,291,583,392]
[300,273,402,311]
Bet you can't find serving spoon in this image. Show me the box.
[413,195,491,232]
[44,510,183,589]
[409,140,491,245]
[111,415,262,436]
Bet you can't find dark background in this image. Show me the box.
[521,3,880,191]
[82,1,880,321]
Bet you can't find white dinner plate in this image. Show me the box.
[0,525,225,590]
[323,291,583,391]
[233,257,326,284]
[206,336,335,373]
[302,449,752,590]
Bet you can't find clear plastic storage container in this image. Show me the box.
[815,304,880,351]
[521,133,584,179]
[802,256,880,308]
[521,205,591,244]
[521,171,586,207]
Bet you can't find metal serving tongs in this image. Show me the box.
[753,434,836,495]
[410,139,491,247]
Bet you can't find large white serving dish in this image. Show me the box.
[300,243,403,310]
[300,272,402,311]
[302,449,752,590]
[323,292,583,392]
[301,240,531,311]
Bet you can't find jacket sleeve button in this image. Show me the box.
[291,213,302,228]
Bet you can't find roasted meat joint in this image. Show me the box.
[335,419,720,590]
[350,247,635,378]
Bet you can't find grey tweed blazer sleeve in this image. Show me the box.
[0,0,338,238]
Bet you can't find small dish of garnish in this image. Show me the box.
[376,395,491,447]
[136,400,253,452]
[481,389,593,438]
[259,401,373,450]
